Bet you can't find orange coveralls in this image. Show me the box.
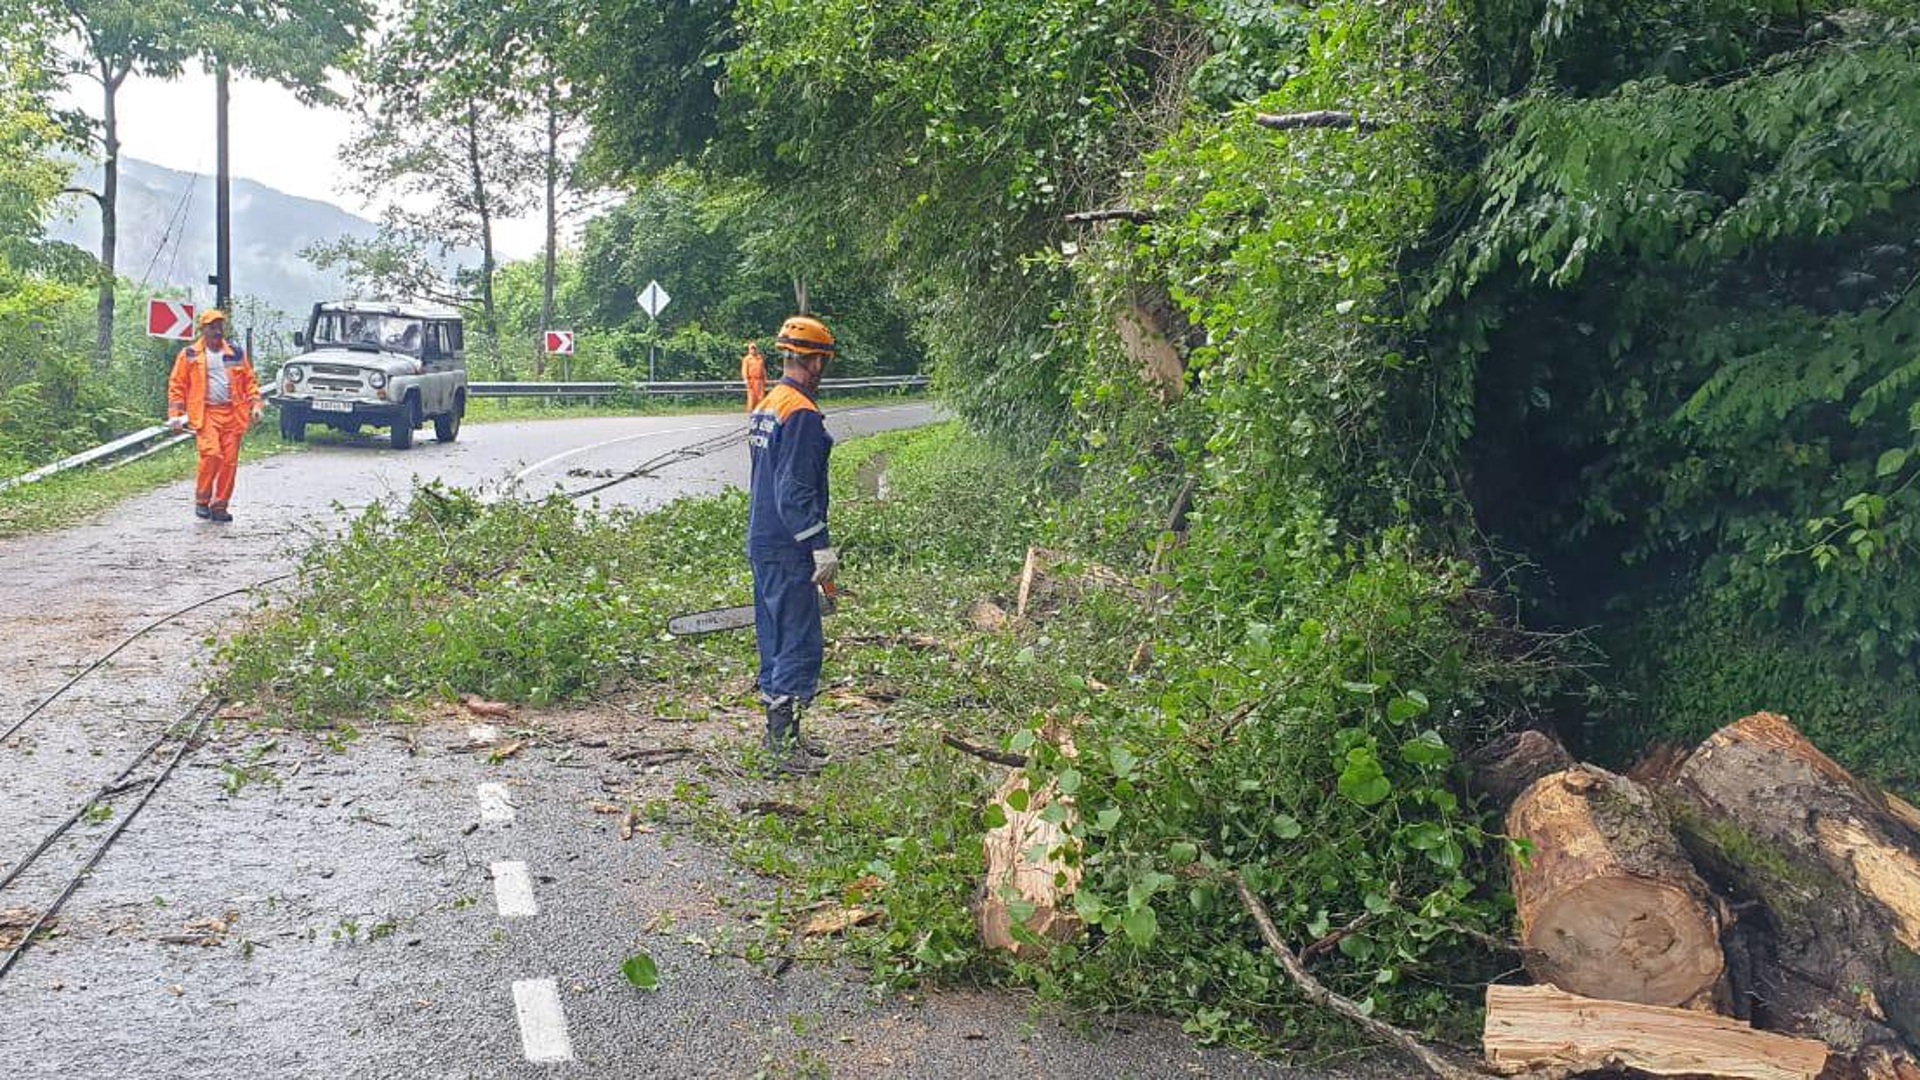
[167,340,260,513]
[741,343,767,412]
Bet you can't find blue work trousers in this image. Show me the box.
[751,549,822,704]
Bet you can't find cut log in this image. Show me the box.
[1507,765,1727,1007]
[976,770,1081,958]
[1468,729,1573,806]
[1666,712,1920,1063]
[1482,983,1830,1080]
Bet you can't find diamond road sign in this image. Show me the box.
[637,280,670,319]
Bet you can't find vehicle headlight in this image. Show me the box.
[286,365,306,383]
[368,371,388,388]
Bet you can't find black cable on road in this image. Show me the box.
[0,574,291,746]
[0,694,218,981]
[554,401,924,502]
[0,715,184,894]
[559,426,750,501]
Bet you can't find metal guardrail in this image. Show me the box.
[0,426,194,495]
[467,374,931,399]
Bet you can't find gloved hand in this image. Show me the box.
[166,415,188,432]
[811,546,841,585]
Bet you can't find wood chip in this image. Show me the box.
[800,906,882,936]
[460,695,513,718]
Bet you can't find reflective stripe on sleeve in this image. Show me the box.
[793,522,826,542]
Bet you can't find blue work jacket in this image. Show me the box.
[747,377,833,557]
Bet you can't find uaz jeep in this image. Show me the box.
[275,300,468,449]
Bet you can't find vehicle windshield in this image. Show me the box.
[310,311,427,356]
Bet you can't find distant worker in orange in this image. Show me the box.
[166,309,262,523]
[741,340,767,411]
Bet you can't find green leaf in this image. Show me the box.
[1386,692,1430,725]
[1005,786,1031,813]
[1109,745,1137,779]
[1120,904,1159,946]
[980,802,1008,830]
[1338,749,1392,806]
[1272,814,1303,840]
[622,952,659,990]
[1167,841,1198,865]
[1400,729,1453,768]
[1878,447,1909,478]
[1055,767,1082,796]
[1094,806,1122,832]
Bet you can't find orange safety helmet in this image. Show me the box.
[775,316,835,357]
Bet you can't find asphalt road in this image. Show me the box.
[0,407,1376,1079]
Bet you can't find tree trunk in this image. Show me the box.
[792,276,809,316]
[977,765,1081,958]
[464,104,499,348]
[94,64,125,373]
[1483,984,1831,1080]
[1468,729,1574,807]
[538,74,558,381]
[1506,765,1727,1008]
[1667,712,1920,1066]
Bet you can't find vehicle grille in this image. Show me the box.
[311,377,364,393]
[313,364,365,376]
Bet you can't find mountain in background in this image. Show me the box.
[48,157,464,321]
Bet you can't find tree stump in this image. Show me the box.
[1667,712,1920,1065]
[1507,765,1727,1007]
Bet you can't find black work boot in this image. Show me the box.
[764,697,819,776]
[791,702,830,760]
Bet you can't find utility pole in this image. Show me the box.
[214,60,232,311]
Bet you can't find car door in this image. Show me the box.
[419,323,452,413]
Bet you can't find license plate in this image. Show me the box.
[311,400,352,413]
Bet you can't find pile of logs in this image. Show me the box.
[1486,712,1920,1080]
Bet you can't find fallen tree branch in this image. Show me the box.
[941,732,1029,768]
[1253,110,1382,132]
[1299,911,1383,964]
[611,746,696,764]
[1064,208,1157,225]
[1229,871,1479,1080]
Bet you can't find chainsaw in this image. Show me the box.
[667,582,839,637]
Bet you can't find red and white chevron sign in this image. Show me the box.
[544,330,575,355]
[146,299,197,340]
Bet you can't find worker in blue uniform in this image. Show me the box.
[747,315,841,773]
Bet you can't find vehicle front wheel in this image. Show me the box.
[434,394,463,443]
[278,407,306,443]
[390,396,418,450]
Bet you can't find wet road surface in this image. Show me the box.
[0,407,1378,1078]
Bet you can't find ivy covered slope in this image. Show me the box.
[1433,4,1920,782]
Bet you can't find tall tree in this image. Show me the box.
[431,0,592,375]
[28,0,369,370]
[341,0,548,357]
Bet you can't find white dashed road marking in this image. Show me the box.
[477,782,515,824]
[512,979,575,1063]
[491,861,538,917]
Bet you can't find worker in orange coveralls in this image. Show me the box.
[166,309,262,523]
[741,340,768,411]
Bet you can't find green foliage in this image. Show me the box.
[1431,15,1920,678]
[1598,597,1920,799]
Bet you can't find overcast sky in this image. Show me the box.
[58,63,547,260]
